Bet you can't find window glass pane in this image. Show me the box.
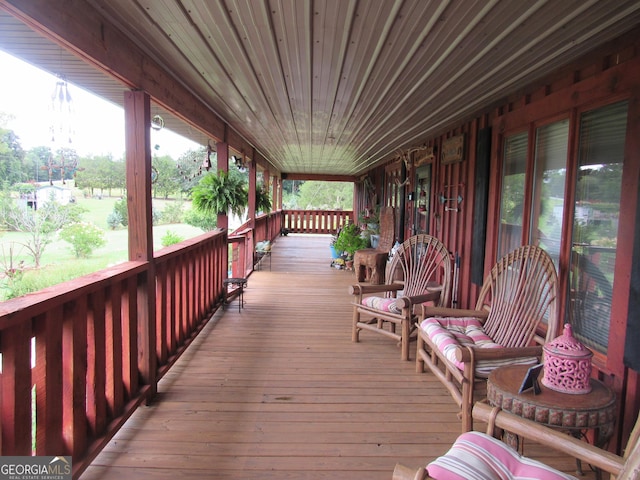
[570,101,628,353]
[498,132,528,257]
[530,119,569,268]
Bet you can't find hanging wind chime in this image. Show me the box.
[43,76,82,184]
[176,140,215,179]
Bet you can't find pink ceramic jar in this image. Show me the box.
[542,323,593,394]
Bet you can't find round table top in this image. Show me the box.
[487,364,616,430]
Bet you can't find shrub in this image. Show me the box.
[113,198,128,226]
[161,230,184,247]
[59,222,107,258]
[161,201,185,224]
[106,211,123,230]
[183,208,216,231]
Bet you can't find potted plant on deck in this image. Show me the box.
[333,222,368,270]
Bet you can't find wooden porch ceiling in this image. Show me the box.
[1,1,640,177]
[80,235,594,479]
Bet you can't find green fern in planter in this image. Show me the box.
[256,187,272,214]
[192,169,248,217]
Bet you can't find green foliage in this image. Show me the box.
[192,169,248,218]
[59,222,106,257]
[106,211,123,229]
[14,183,37,195]
[183,207,217,231]
[176,148,208,194]
[0,125,27,185]
[295,180,353,210]
[1,198,87,267]
[58,222,106,258]
[161,230,184,247]
[161,201,184,224]
[152,155,182,199]
[256,188,272,213]
[333,222,367,258]
[112,198,128,226]
[75,155,125,195]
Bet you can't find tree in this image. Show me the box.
[296,181,353,210]
[25,146,52,183]
[1,197,86,267]
[152,155,182,199]
[75,155,125,196]
[0,119,27,185]
[177,148,208,195]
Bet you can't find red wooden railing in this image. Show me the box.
[283,209,352,234]
[229,211,282,278]
[0,230,227,478]
[0,211,342,478]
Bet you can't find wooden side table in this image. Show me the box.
[487,364,616,478]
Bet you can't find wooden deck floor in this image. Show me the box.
[81,234,595,480]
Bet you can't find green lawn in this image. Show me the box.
[0,192,206,301]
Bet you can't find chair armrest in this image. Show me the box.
[419,305,490,320]
[392,463,427,480]
[349,283,404,296]
[455,345,543,363]
[396,291,441,310]
[472,402,624,476]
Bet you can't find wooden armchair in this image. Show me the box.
[416,245,560,431]
[353,206,395,284]
[393,402,640,480]
[350,234,452,361]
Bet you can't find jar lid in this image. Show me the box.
[544,323,593,359]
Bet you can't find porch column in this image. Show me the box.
[124,90,157,398]
[248,153,256,228]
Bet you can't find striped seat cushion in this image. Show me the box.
[427,431,578,480]
[361,296,401,314]
[420,317,537,376]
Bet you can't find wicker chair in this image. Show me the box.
[416,245,560,431]
[350,234,452,361]
[353,206,395,284]
[393,402,640,480]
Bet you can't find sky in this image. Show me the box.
[0,49,199,159]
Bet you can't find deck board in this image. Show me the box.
[81,234,594,480]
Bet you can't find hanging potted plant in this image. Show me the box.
[192,169,248,217]
[255,187,272,214]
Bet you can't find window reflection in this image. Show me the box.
[569,101,627,353]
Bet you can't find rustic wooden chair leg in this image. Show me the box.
[401,319,410,361]
[352,308,360,343]
[416,332,425,373]
[461,362,475,432]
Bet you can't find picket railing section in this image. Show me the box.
[0,229,227,478]
[283,209,352,234]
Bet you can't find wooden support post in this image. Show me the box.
[124,90,157,399]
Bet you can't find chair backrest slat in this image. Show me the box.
[480,245,559,346]
[386,235,452,308]
[377,206,395,252]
